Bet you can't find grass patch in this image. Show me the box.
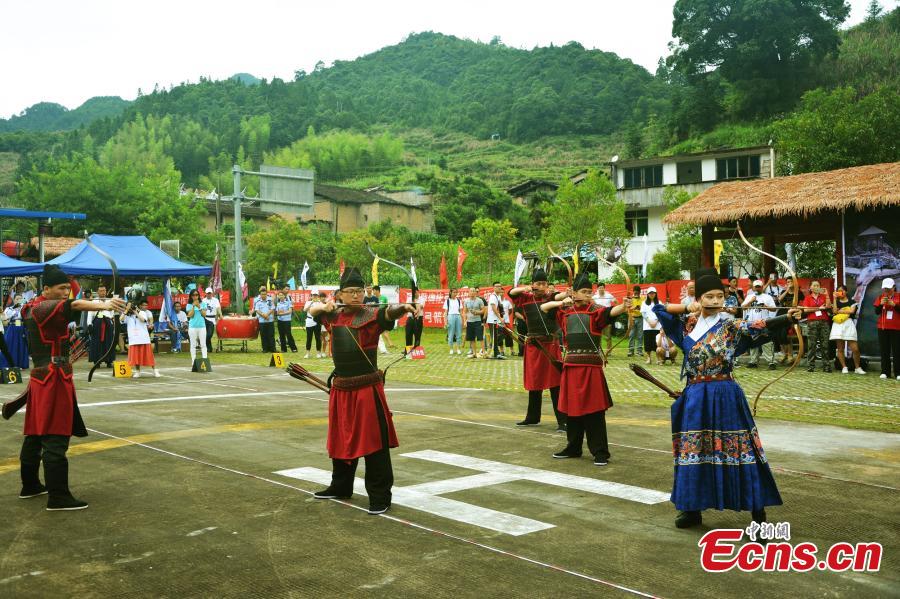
[208,326,899,434]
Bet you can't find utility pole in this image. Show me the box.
[232,165,243,313]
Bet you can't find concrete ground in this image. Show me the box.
[0,355,897,598]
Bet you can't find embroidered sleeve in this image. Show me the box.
[653,303,684,346]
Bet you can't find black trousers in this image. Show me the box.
[878,328,900,377]
[328,388,394,506]
[204,319,215,352]
[20,434,73,499]
[305,324,322,351]
[405,316,423,347]
[259,322,276,353]
[277,320,297,352]
[563,411,610,460]
[516,319,527,356]
[524,387,566,427]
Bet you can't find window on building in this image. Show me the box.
[623,165,663,189]
[716,155,761,180]
[625,209,649,236]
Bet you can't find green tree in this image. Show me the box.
[775,85,900,173]
[646,248,684,282]
[464,218,517,279]
[544,170,629,254]
[662,187,702,274]
[16,153,213,263]
[244,216,315,288]
[669,0,850,117]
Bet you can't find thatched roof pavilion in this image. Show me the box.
[664,162,900,227]
[663,162,900,280]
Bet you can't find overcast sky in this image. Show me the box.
[0,0,887,118]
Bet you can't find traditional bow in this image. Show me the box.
[366,243,417,300]
[546,244,573,289]
[595,245,634,361]
[85,234,118,383]
[548,242,607,359]
[736,222,804,415]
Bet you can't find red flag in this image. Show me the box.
[339,259,345,277]
[439,254,449,289]
[456,245,467,282]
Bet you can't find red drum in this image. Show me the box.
[216,316,259,340]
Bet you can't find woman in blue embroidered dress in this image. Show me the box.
[653,268,801,529]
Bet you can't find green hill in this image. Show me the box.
[0,96,130,132]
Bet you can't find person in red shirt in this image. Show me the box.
[540,272,629,466]
[801,280,832,372]
[14,265,125,510]
[307,267,415,515]
[874,277,900,380]
[508,268,565,430]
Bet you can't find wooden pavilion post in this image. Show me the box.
[763,235,776,278]
[701,224,714,268]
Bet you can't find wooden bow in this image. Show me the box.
[595,245,633,361]
[736,222,804,415]
[85,234,119,383]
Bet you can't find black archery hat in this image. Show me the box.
[531,267,548,282]
[42,264,69,287]
[695,267,725,297]
[573,271,592,291]
[339,267,365,290]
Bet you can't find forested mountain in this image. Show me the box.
[0,96,130,133]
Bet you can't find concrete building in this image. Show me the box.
[607,145,775,275]
[202,183,434,234]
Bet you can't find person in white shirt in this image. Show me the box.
[500,295,515,355]
[486,282,506,359]
[742,279,779,369]
[303,291,324,358]
[443,289,463,355]
[122,298,159,377]
[203,287,223,353]
[85,284,117,368]
[592,282,618,353]
[763,273,783,302]
[656,329,679,365]
[640,287,662,365]
[159,301,189,352]
[680,281,696,307]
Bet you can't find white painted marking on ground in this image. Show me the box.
[358,575,396,590]
[0,571,45,585]
[186,526,218,537]
[114,551,154,564]
[274,467,555,536]
[403,450,670,505]
[76,388,483,408]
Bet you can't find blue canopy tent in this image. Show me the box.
[48,234,211,276]
[0,253,44,275]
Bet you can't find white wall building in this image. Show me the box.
[604,145,775,278]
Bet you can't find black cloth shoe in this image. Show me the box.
[46,495,88,511]
[368,503,390,515]
[19,484,48,499]
[552,449,582,459]
[747,363,758,368]
[675,510,702,528]
[752,509,767,523]
[556,424,567,433]
[516,420,540,426]
[314,487,352,499]
[593,457,609,466]
[768,363,776,370]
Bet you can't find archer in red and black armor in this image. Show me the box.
[542,271,630,466]
[308,267,415,515]
[508,268,565,430]
[16,265,125,511]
